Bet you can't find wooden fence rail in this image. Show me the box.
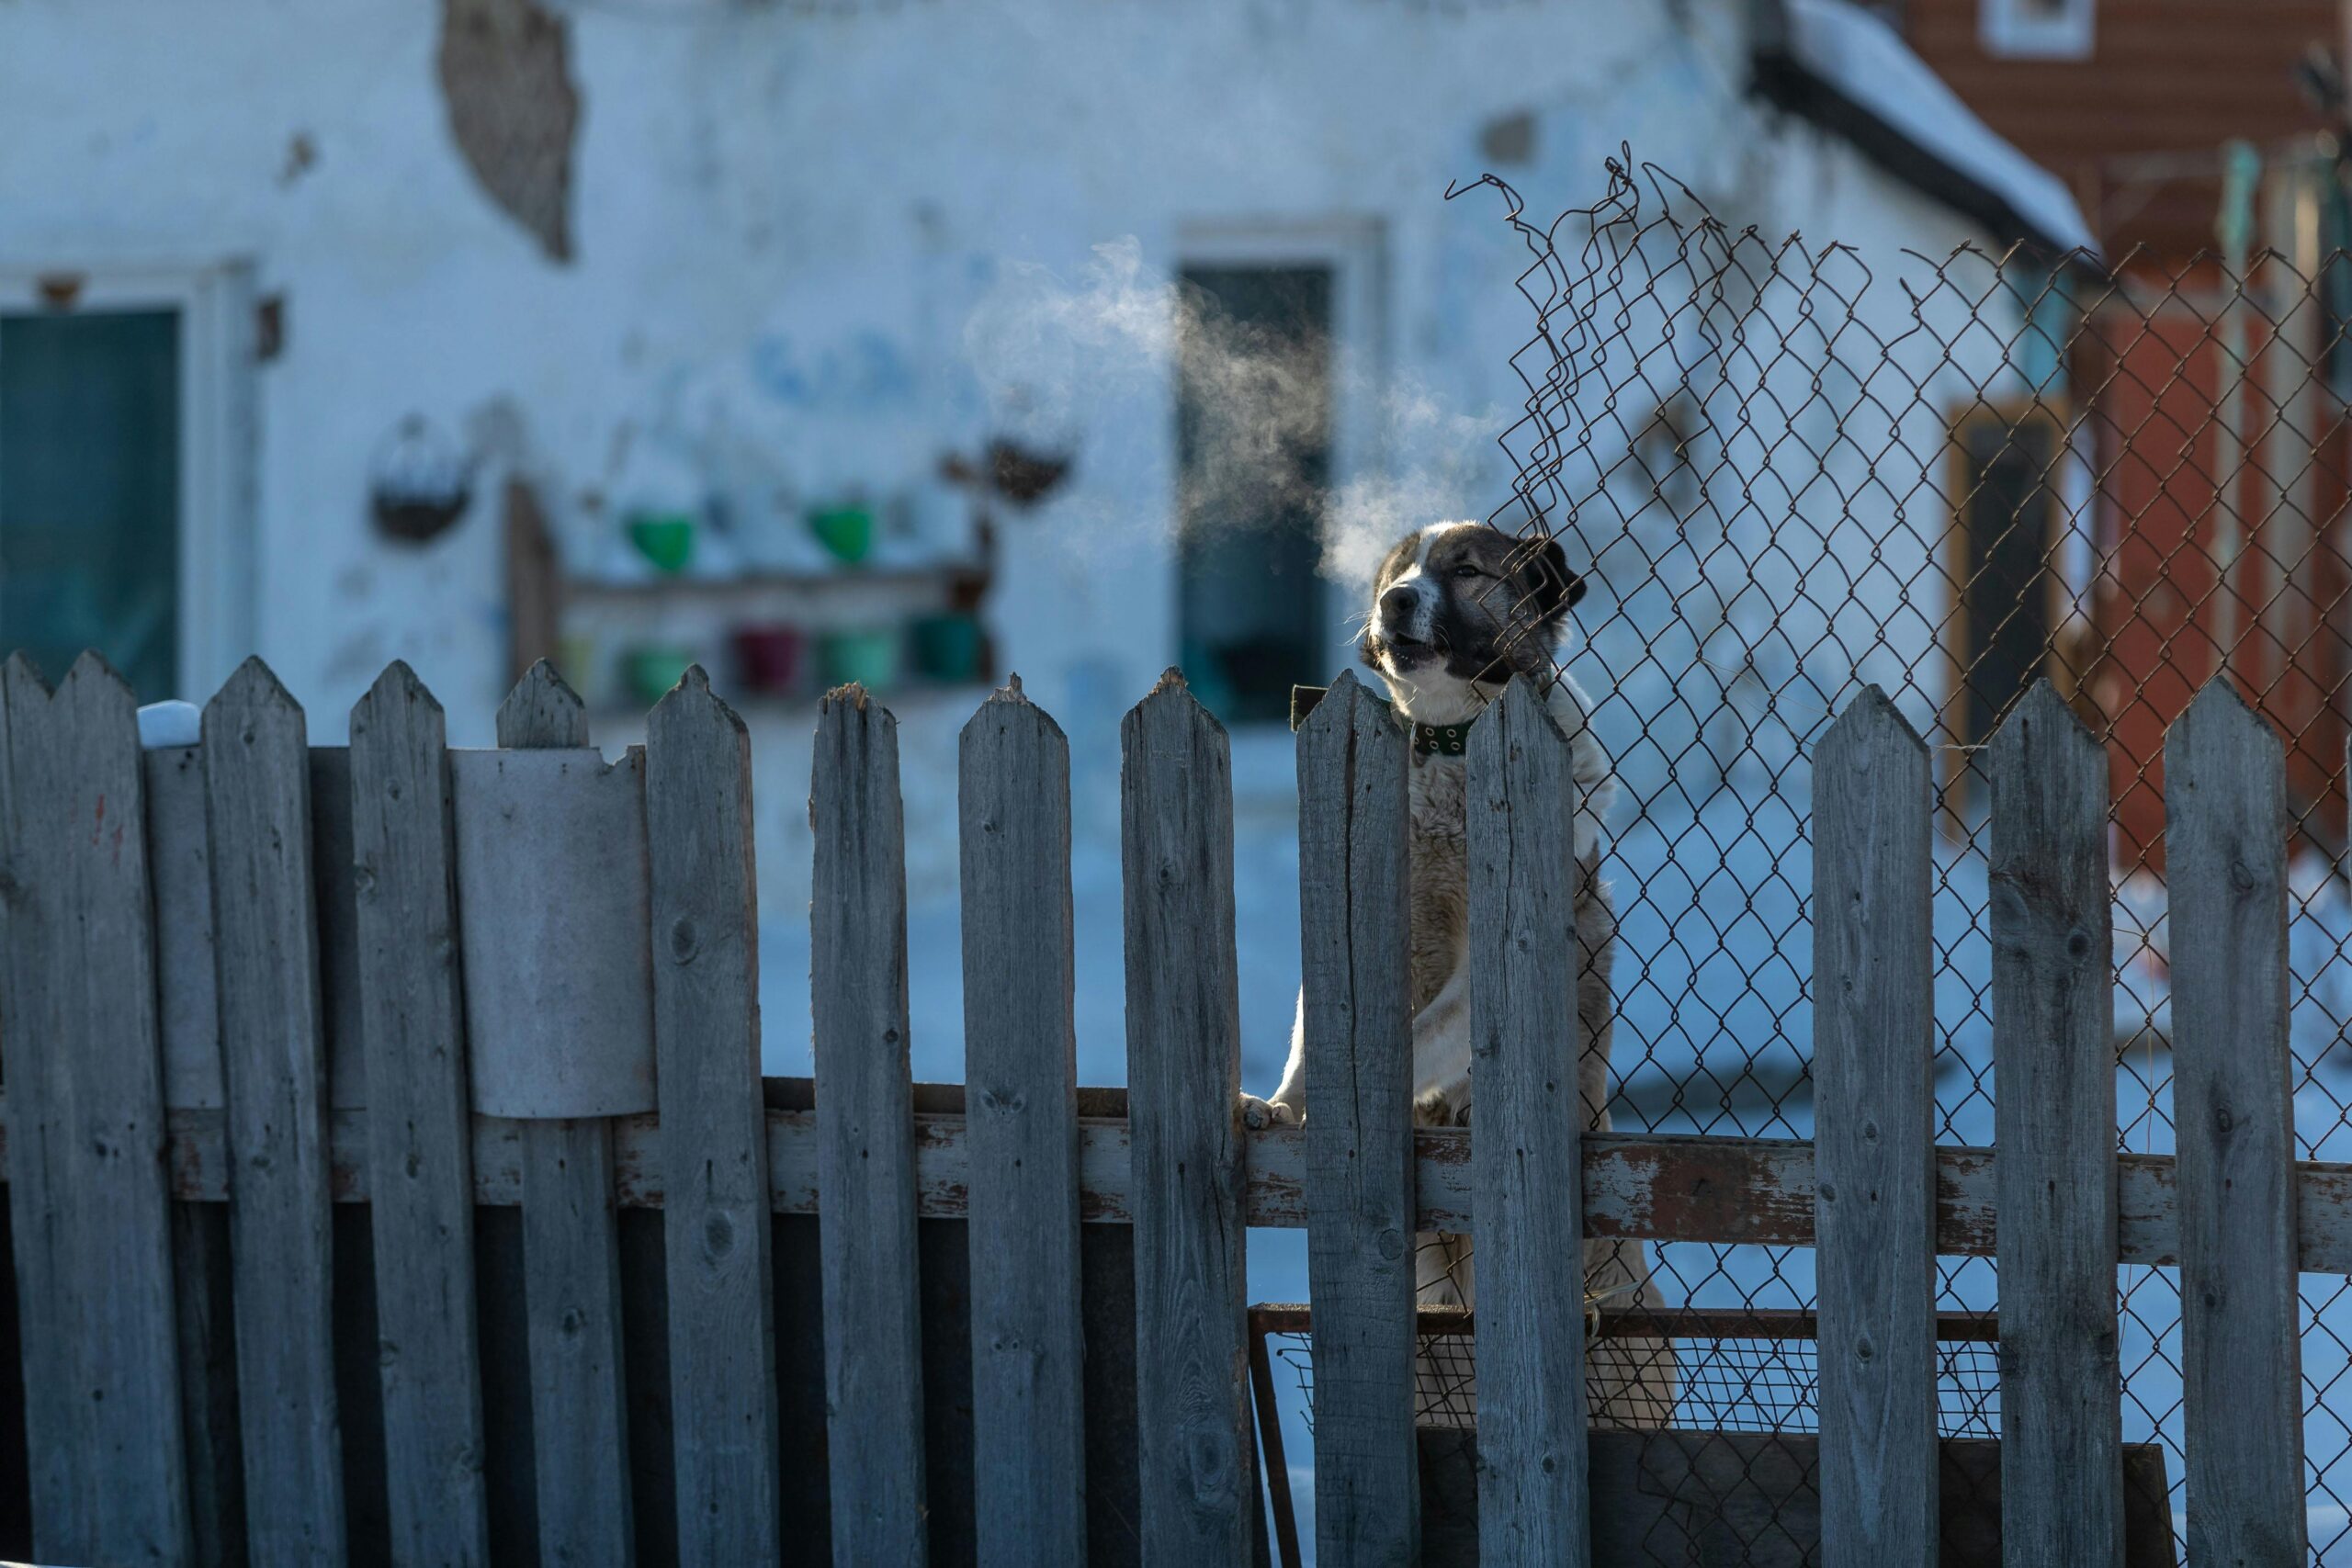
[0,660,2324,1567]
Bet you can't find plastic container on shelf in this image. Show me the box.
[818,626,900,690]
[622,643,698,707]
[910,612,984,683]
[808,502,874,566]
[730,624,804,694]
[554,635,602,705]
[625,512,696,574]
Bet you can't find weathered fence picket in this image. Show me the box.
[958,678,1090,1567]
[647,668,783,1564]
[147,739,244,1562]
[2167,681,2305,1565]
[1122,671,1256,1565]
[203,657,348,1566]
[0,654,192,1566]
[347,662,491,1566]
[495,662,637,1564]
[1989,680,2121,1566]
[811,683,931,1566]
[149,739,223,1111]
[1465,677,1590,1567]
[1296,670,1419,1566]
[1811,687,1937,1566]
[311,745,367,1112]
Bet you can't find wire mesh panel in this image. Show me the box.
[1417,151,2352,1562]
[1263,1307,2003,1442]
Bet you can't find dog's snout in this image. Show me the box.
[1379,583,1419,625]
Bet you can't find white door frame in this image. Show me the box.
[0,260,259,700]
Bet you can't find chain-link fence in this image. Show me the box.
[1272,150,2352,1560]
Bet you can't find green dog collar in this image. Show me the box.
[1290,684,1475,758]
[1411,719,1472,757]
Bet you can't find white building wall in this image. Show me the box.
[0,0,2026,1068]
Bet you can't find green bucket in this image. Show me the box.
[622,644,696,707]
[626,512,696,574]
[910,613,985,683]
[808,504,874,566]
[819,626,901,691]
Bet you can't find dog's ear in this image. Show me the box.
[1524,536,1586,620]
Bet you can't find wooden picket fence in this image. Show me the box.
[0,650,2324,1566]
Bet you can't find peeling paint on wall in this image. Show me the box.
[437,0,578,263]
[748,330,919,412]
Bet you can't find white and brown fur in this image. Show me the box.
[1243,521,1676,1428]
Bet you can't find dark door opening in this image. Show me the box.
[0,309,182,700]
[1175,265,1331,726]
[1950,403,2062,762]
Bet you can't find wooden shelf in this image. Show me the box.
[563,561,976,603]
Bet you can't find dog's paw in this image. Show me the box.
[1238,1094,1299,1131]
[1413,1089,1458,1127]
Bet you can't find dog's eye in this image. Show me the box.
[1452,563,1482,580]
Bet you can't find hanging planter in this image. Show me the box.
[368,413,475,543]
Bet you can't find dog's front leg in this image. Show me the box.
[1239,991,1307,1130]
[1410,963,1473,1125]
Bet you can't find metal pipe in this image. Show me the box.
[2208,140,2263,674]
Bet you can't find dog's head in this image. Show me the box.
[1360,522,1586,721]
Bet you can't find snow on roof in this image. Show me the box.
[1755,0,2100,262]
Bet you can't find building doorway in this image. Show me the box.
[0,308,183,699]
[1944,400,2066,793]
[1174,264,1332,727]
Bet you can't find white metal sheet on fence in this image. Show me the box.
[451,744,656,1119]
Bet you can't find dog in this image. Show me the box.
[1241,520,1675,1428]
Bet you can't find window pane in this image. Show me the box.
[0,309,181,700]
[1176,265,1331,726]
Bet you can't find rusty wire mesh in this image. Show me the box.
[1267,1310,2004,1441]
[1293,149,2352,1561]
